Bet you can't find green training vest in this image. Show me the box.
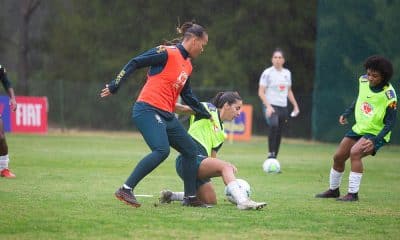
[352,75,397,142]
[188,102,226,156]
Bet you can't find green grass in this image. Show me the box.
[1,132,399,239]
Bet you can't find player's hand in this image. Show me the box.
[361,139,374,153]
[339,115,348,125]
[100,84,112,98]
[290,109,300,117]
[266,107,275,118]
[9,98,17,112]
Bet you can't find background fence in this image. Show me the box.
[28,79,313,139]
[1,0,399,143]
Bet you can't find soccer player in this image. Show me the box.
[258,48,300,161]
[159,92,267,210]
[0,65,17,178]
[100,22,211,207]
[316,55,397,201]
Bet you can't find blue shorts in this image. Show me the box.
[176,140,209,189]
[345,129,386,156]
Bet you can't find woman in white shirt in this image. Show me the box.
[258,48,300,160]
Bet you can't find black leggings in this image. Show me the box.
[264,105,288,158]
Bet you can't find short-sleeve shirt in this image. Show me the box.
[259,66,292,107]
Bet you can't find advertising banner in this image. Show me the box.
[5,96,48,133]
[0,96,11,132]
[224,104,253,141]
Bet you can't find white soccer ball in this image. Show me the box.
[224,179,251,204]
[263,158,281,173]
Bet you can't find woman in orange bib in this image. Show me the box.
[100,22,211,207]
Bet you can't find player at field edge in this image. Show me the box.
[100,21,212,208]
[316,55,397,201]
[258,48,300,161]
[0,65,17,178]
[159,91,267,210]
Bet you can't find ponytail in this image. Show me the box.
[211,91,242,108]
[164,21,207,46]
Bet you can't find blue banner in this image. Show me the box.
[0,96,11,132]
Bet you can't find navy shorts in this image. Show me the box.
[176,141,209,189]
[345,129,386,156]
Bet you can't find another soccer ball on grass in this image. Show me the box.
[224,179,251,204]
[262,158,281,173]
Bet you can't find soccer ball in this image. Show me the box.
[262,158,281,173]
[224,179,251,204]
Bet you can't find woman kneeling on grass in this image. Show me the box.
[160,91,267,210]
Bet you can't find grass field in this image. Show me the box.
[1,131,399,239]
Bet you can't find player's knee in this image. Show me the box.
[155,147,170,160]
[221,164,235,175]
[349,147,362,159]
[333,153,343,163]
[199,193,217,205]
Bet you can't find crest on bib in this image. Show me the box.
[360,102,373,116]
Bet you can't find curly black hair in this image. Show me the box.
[364,55,393,84]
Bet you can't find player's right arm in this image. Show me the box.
[101,46,168,97]
[0,66,17,111]
[339,99,356,125]
[258,70,274,117]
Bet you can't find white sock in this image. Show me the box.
[227,180,248,204]
[348,171,363,193]
[0,155,9,171]
[123,184,132,190]
[171,192,184,201]
[329,168,343,190]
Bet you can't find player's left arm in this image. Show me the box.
[365,101,397,150]
[375,101,397,141]
[287,87,300,115]
[0,67,17,112]
[180,79,211,119]
[7,87,17,112]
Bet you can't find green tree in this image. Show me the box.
[28,0,317,135]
